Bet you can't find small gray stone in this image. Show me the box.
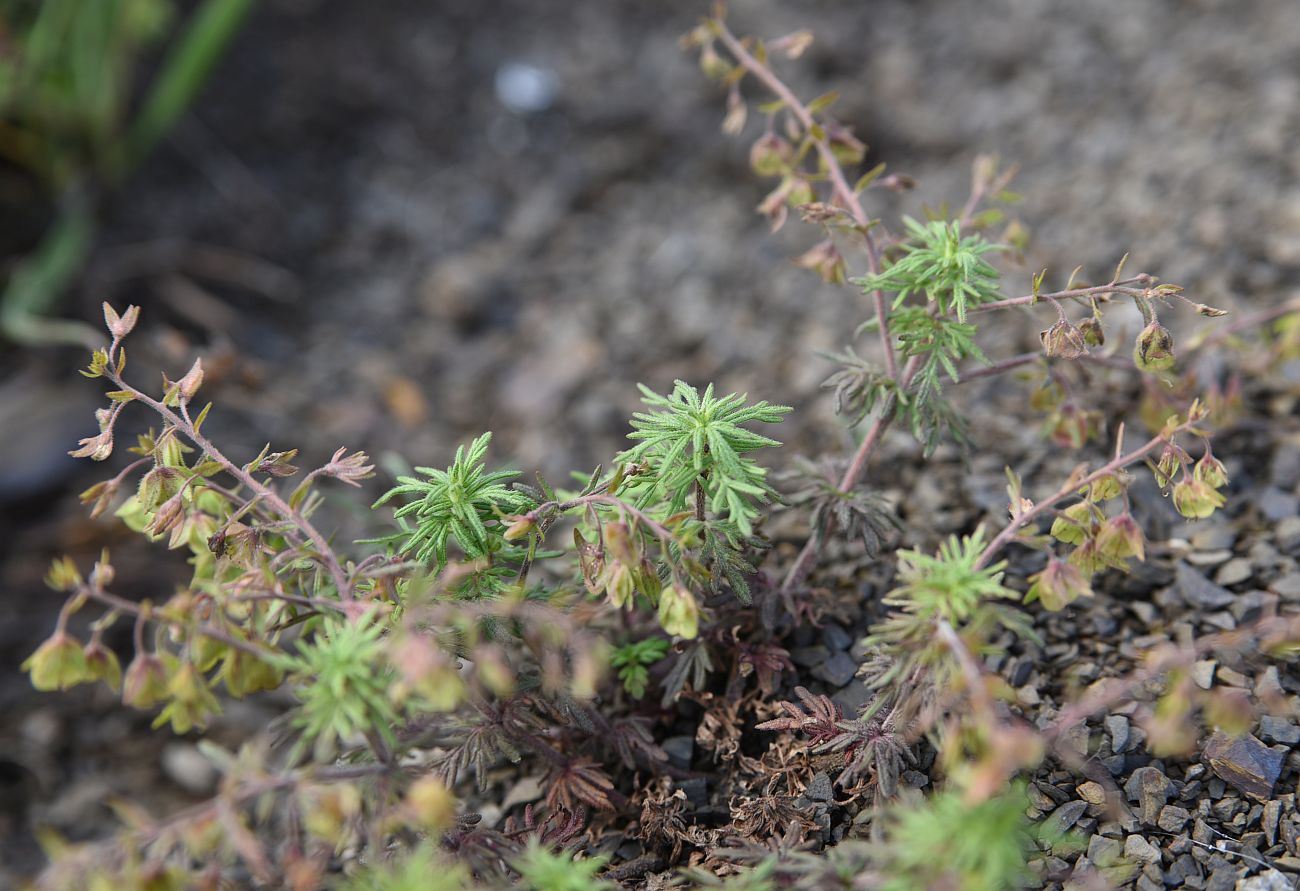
[1127,766,1175,825]
[1107,715,1132,754]
[1190,524,1238,551]
[1273,516,1300,554]
[662,735,694,769]
[161,743,218,795]
[1175,562,1237,609]
[1202,732,1284,800]
[1258,715,1300,745]
[1204,869,1239,891]
[1215,558,1254,586]
[1261,799,1281,846]
[1237,871,1293,891]
[1168,853,1200,883]
[821,623,853,651]
[1157,804,1191,832]
[1124,834,1162,864]
[1268,572,1300,601]
[1087,833,1123,867]
[1044,800,1089,837]
[1192,660,1217,689]
[1257,487,1299,522]
[805,772,834,802]
[789,645,830,667]
[812,651,859,687]
[831,679,873,716]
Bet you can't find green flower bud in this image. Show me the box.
[1096,513,1146,563]
[83,640,122,691]
[123,652,171,708]
[749,133,793,177]
[1026,557,1093,612]
[657,584,700,639]
[605,562,635,609]
[1193,453,1229,489]
[23,631,92,691]
[153,661,221,734]
[1049,502,1093,545]
[1133,321,1175,373]
[1172,477,1225,519]
[1078,317,1105,347]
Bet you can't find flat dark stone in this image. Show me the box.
[812,651,858,687]
[1175,562,1237,609]
[805,772,834,802]
[1203,732,1284,800]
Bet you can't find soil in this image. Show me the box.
[2,0,1299,885]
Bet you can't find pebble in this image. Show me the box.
[1258,715,1300,746]
[1077,781,1107,807]
[1175,562,1237,609]
[1214,558,1254,586]
[812,651,859,687]
[1124,833,1162,864]
[830,679,873,717]
[1261,799,1281,845]
[1189,524,1238,551]
[1192,660,1218,690]
[1273,516,1300,553]
[1202,732,1283,800]
[1237,871,1293,891]
[805,772,834,802]
[161,743,218,795]
[789,645,830,668]
[1132,767,1175,826]
[1044,800,1089,837]
[662,735,694,770]
[1268,572,1300,601]
[1107,715,1132,754]
[821,623,853,651]
[1257,487,1299,521]
[1157,804,1191,832]
[1087,833,1123,867]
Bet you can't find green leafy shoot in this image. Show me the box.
[883,530,1015,627]
[374,433,529,571]
[610,638,670,699]
[617,381,791,536]
[511,839,613,891]
[857,217,1003,322]
[284,613,401,764]
[892,307,989,408]
[877,786,1034,891]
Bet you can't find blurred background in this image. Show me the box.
[1,0,1297,877]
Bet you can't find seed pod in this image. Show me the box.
[1133,321,1175,373]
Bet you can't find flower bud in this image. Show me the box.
[103,302,140,339]
[749,133,793,177]
[123,652,171,708]
[23,631,92,691]
[605,561,635,609]
[1193,453,1229,489]
[1040,320,1087,359]
[1096,513,1146,562]
[699,42,731,79]
[176,358,204,403]
[1133,321,1175,372]
[1078,317,1105,347]
[83,640,122,691]
[1049,502,1093,545]
[1027,557,1094,611]
[155,661,221,733]
[502,515,535,541]
[1172,477,1225,519]
[657,584,700,639]
[793,238,846,284]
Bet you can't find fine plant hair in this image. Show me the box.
[19,5,1300,891]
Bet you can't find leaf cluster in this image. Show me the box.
[617,381,790,536]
